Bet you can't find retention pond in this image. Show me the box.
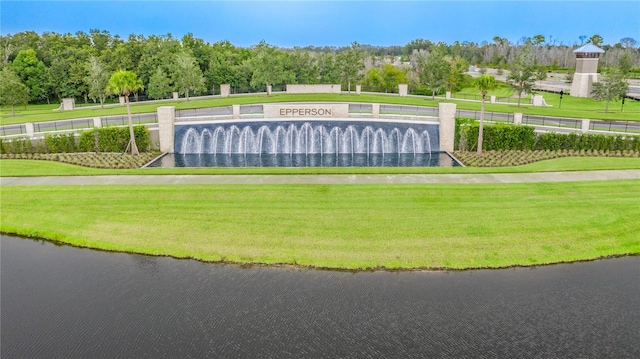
[1,234,638,358]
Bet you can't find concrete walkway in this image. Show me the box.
[1,170,638,186]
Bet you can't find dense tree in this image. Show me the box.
[591,68,628,113]
[318,52,341,84]
[84,56,110,107]
[106,70,143,155]
[171,51,205,100]
[2,30,638,103]
[363,64,407,93]
[507,47,536,106]
[10,49,49,102]
[0,67,30,116]
[337,42,364,93]
[446,56,469,92]
[147,67,172,99]
[418,50,450,99]
[472,74,499,155]
[249,42,295,90]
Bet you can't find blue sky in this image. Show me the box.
[1,1,639,47]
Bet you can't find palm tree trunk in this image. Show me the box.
[478,95,485,155]
[125,95,139,155]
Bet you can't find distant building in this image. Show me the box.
[570,44,605,98]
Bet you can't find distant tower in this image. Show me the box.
[570,44,605,98]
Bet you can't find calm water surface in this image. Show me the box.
[1,235,638,358]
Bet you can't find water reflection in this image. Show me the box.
[147,153,461,168]
[1,235,638,358]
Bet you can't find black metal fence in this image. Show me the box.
[0,124,26,136]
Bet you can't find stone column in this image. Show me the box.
[172,92,179,100]
[398,84,408,97]
[581,119,590,133]
[25,123,35,137]
[445,91,451,100]
[438,103,457,153]
[514,113,523,125]
[532,94,544,106]
[490,95,496,104]
[356,85,361,95]
[119,96,125,105]
[372,103,380,118]
[157,106,175,153]
[93,118,102,128]
[220,84,230,97]
[267,85,272,95]
[232,105,240,119]
[62,98,75,110]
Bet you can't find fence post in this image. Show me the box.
[233,105,240,119]
[581,119,590,133]
[372,103,380,118]
[25,123,35,138]
[93,118,102,128]
[514,113,523,125]
[490,95,496,104]
[445,91,451,99]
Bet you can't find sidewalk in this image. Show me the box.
[1,170,638,186]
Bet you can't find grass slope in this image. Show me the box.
[2,181,638,269]
[2,92,639,125]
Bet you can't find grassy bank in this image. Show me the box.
[2,181,638,270]
[2,155,640,177]
[2,92,639,125]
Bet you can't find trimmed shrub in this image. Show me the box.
[457,121,639,152]
[44,133,78,153]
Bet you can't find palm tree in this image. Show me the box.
[107,70,144,155]
[472,74,499,155]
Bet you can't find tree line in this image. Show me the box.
[0,30,638,108]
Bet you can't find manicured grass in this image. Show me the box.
[2,181,638,269]
[2,156,640,177]
[2,92,639,126]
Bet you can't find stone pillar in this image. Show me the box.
[267,85,272,95]
[25,123,35,137]
[438,103,456,153]
[581,119,590,133]
[356,85,361,95]
[445,91,451,100]
[532,94,544,107]
[372,103,380,118]
[398,84,408,97]
[119,96,125,105]
[157,106,175,153]
[490,95,497,104]
[232,105,240,119]
[62,98,75,110]
[172,92,179,100]
[514,113,523,125]
[220,84,230,98]
[93,118,102,128]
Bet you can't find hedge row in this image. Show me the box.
[457,122,640,151]
[0,126,151,154]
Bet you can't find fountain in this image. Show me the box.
[145,120,458,168]
[176,120,436,156]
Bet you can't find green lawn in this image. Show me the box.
[2,181,638,269]
[2,92,639,126]
[2,156,640,177]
